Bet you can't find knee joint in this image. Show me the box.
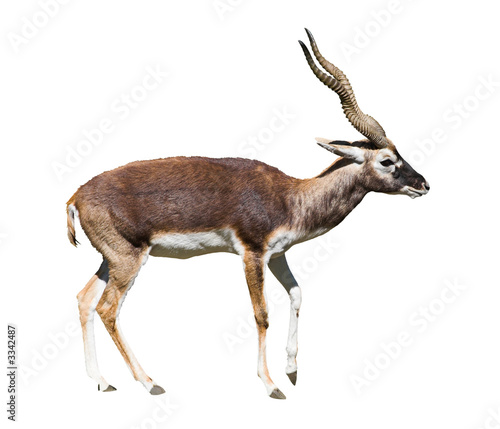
[254,310,269,330]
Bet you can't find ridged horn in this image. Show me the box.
[299,29,389,149]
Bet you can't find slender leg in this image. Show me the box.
[268,254,302,385]
[96,252,165,395]
[77,260,115,391]
[243,251,285,399]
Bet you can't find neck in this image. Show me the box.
[290,160,369,235]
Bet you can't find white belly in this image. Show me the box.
[149,229,243,259]
[149,227,329,260]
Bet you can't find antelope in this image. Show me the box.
[67,29,429,399]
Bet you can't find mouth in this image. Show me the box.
[404,186,428,199]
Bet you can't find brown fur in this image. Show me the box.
[67,156,372,255]
[95,250,151,384]
[67,155,366,395]
[67,29,429,396]
[68,149,427,396]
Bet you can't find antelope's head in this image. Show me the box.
[299,29,430,199]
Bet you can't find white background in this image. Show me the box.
[1,0,500,428]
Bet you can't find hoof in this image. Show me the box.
[98,384,117,392]
[270,388,286,399]
[287,371,297,385]
[150,385,166,395]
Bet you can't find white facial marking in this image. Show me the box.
[374,148,399,174]
[401,185,428,199]
[388,185,428,199]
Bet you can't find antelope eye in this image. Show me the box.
[380,159,394,167]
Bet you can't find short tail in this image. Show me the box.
[66,196,79,247]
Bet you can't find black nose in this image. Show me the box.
[423,181,430,191]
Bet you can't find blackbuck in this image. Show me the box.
[67,29,429,399]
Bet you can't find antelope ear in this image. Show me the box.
[315,137,365,163]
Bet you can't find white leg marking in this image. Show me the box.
[268,255,301,376]
[242,253,284,398]
[286,286,301,374]
[257,334,276,395]
[78,261,110,389]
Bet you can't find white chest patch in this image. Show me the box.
[149,229,244,259]
[266,227,328,258]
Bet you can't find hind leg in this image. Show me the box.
[96,250,165,395]
[77,260,115,391]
